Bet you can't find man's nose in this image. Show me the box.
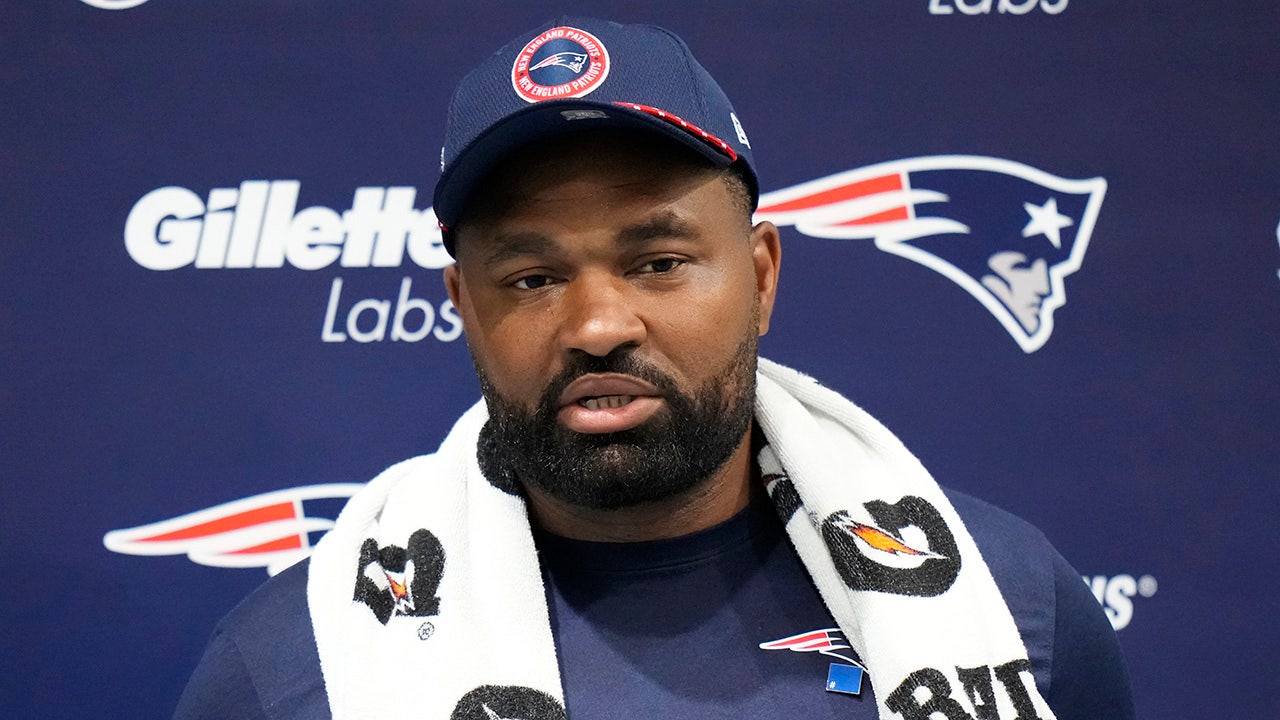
[556,272,647,357]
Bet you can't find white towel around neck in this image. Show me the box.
[307,358,1056,720]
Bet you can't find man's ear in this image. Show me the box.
[750,221,782,336]
[443,263,462,311]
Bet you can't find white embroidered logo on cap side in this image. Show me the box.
[731,112,751,148]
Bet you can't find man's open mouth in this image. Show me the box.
[579,395,636,410]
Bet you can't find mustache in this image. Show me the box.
[537,350,679,414]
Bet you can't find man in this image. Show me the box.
[175,18,1134,720]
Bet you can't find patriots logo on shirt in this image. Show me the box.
[759,628,858,665]
[760,629,867,695]
[755,156,1107,353]
[102,483,361,575]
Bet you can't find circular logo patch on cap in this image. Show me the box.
[511,26,610,103]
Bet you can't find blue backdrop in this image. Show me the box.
[3,2,1277,717]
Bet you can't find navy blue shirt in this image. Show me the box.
[174,489,1134,719]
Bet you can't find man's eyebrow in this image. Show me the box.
[616,211,699,246]
[479,231,557,267]
[475,212,697,266]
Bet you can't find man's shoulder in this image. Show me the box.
[219,558,315,639]
[940,487,1135,719]
[208,451,453,639]
[941,486,1066,626]
[214,558,322,691]
[943,487,1057,566]
[942,488,1063,693]
[174,561,326,719]
[174,450,457,717]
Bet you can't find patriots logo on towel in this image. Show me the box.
[755,156,1107,353]
[102,483,361,575]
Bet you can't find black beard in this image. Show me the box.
[474,338,757,511]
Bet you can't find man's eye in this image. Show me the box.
[512,274,552,290]
[639,258,682,273]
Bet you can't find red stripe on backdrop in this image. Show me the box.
[140,502,296,542]
[228,534,305,555]
[757,174,903,213]
[834,206,910,226]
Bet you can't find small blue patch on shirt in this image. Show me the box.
[826,663,864,695]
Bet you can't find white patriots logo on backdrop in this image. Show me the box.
[755,155,1107,353]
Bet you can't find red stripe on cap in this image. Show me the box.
[614,102,738,162]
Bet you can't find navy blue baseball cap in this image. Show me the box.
[433,17,759,256]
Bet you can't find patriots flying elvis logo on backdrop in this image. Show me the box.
[755,156,1107,353]
[103,484,362,575]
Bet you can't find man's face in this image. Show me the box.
[444,132,780,511]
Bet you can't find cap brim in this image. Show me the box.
[433,99,739,251]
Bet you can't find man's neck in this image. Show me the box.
[523,435,757,543]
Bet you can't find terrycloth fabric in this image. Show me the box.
[308,358,1057,720]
